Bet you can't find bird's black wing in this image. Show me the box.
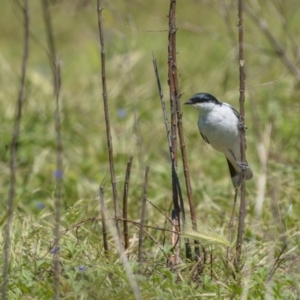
[226,157,242,188]
[200,132,210,144]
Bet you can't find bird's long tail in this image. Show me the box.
[226,158,253,188]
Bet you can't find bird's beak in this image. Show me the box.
[184,99,193,105]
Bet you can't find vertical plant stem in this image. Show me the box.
[167,0,182,264]
[138,166,149,263]
[97,0,121,239]
[169,0,197,255]
[235,0,247,271]
[99,187,109,256]
[123,156,133,251]
[1,1,29,298]
[244,2,300,82]
[152,55,184,263]
[177,110,198,259]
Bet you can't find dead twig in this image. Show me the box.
[235,0,247,271]
[99,187,109,256]
[138,166,149,263]
[1,1,29,298]
[244,1,300,82]
[123,156,133,251]
[167,0,182,265]
[152,53,186,263]
[97,0,121,239]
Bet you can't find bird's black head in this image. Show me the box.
[184,93,220,105]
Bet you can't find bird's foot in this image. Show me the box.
[237,161,250,170]
[238,121,247,130]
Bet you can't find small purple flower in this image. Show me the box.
[78,265,87,271]
[51,246,60,254]
[36,202,45,209]
[117,108,126,118]
[54,170,63,179]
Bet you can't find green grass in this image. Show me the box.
[1,0,300,299]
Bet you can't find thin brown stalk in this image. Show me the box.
[177,111,198,258]
[235,0,247,271]
[123,156,133,251]
[244,1,300,82]
[99,187,109,255]
[152,54,187,261]
[41,216,180,258]
[134,222,169,260]
[167,3,180,263]
[152,55,181,211]
[147,198,174,226]
[168,0,197,251]
[1,1,29,298]
[168,0,196,261]
[226,188,238,263]
[168,1,179,211]
[97,0,121,239]
[138,166,149,263]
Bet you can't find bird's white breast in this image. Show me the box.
[197,103,240,154]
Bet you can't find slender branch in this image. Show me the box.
[138,166,149,263]
[123,156,133,251]
[235,0,247,271]
[152,54,187,261]
[244,1,300,82]
[168,4,180,257]
[147,198,174,226]
[168,0,195,261]
[99,187,109,256]
[170,6,198,256]
[97,0,121,239]
[42,216,180,259]
[1,1,29,298]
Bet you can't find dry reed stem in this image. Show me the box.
[1,1,29,298]
[97,0,121,239]
[167,4,180,263]
[245,1,300,82]
[152,55,188,260]
[123,156,133,250]
[138,166,149,263]
[99,187,109,255]
[235,0,247,271]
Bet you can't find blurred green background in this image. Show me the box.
[1,0,300,298]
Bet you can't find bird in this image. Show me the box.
[184,92,253,188]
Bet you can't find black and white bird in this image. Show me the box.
[185,92,253,188]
